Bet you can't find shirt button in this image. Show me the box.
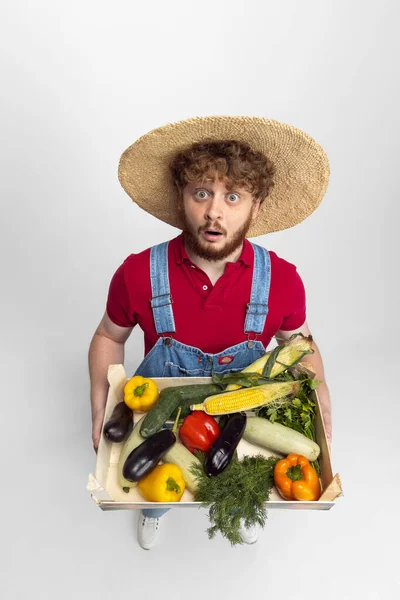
[191,265,196,269]
[202,285,208,290]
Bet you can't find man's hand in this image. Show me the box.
[275,321,332,449]
[92,410,105,453]
[89,312,133,453]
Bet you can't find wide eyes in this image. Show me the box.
[195,190,209,200]
[194,190,240,203]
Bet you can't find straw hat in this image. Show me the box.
[118,116,330,237]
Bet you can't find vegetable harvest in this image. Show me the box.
[108,333,327,544]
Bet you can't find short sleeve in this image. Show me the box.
[106,262,137,328]
[279,268,307,331]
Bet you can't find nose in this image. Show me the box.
[204,196,223,222]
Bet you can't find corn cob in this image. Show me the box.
[225,335,313,391]
[190,380,300,415]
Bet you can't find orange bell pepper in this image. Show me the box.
[274,453,321,501]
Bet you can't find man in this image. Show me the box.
[88,116,332,550]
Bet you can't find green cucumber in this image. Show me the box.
[117,415,146,492]
[140,383,222,438]
[243,417,320,462]
[162,441,202,494]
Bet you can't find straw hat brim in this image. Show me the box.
[118,116,330,237]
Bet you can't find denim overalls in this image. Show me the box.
[136,240,271,517]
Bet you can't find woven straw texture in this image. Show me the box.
[118,116,330,237]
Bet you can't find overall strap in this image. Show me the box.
[149,242,176,335]
[244,243,271,334]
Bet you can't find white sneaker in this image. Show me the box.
[239,521,258,545]
[137,512,161,550]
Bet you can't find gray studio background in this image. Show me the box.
[1,1,399,599]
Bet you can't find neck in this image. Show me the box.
[184,242,244,285]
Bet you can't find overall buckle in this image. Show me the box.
[162,334,173,347]
[245,332,259,349]
[150,293,173,308]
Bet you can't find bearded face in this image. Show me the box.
[180,180,260,262]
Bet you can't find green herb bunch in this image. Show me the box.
[259,373,320,440]
[257,372,321,473]
[191,454,278,546]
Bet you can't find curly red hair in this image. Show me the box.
[169,140,275,202]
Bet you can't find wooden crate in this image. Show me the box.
[87,364,342,510]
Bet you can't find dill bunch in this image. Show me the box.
[191,454,278,546]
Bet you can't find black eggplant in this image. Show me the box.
[205,413,246,477]
[103,402,133,443]
[122,429,176,482]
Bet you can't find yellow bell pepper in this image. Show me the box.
[123,376,159,412]
[138,464,185,502]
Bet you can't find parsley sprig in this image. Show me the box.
[257,372,321,473]
[261,379,318,439]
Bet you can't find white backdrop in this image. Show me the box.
[1,1,399,599]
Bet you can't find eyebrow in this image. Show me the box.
[194,186,241,194]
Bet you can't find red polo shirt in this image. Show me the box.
[106,234,306,355]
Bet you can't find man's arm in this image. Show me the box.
[275,321,332,444]
[88,312,133,451]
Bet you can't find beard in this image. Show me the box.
[182,210,254,262]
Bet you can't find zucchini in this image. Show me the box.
[243,417,320,462]
[140,383,222,438]
[162,441,202,494]
[117,415,146,492]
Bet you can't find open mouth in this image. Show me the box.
[202,230,223,242]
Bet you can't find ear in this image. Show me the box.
[251,200,261,220]
[176,190,184,212]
